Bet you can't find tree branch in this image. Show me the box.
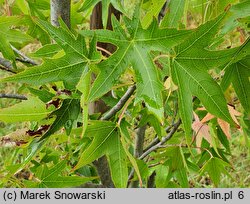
[139,119,181,160]
[93,157,115,188]
[127,119,182,183]
[11,45,38,66]
[134,125,146,158]
[101,85,136,120]
[0,57,16,73]
[0,93,27,100]
[129,124,146,188]
[0,57,12,69]
[0,65,16,74]
[143,123,175,153]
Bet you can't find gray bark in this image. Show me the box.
[51,0,71,28]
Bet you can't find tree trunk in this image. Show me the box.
[90,2,121,188]
[51,0,71,28]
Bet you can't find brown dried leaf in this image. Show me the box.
[217,118,231,139]
[201,113,215,123]
[26,125,50,137]
[0,128,29,147]
[192,113,212,150]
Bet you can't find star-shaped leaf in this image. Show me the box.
[74,120,128,187]
[40,99,80,140]
[170,11,247,138]
[80,10,192,121]
[36,161,95,187]
[0,16,32,63]
[1,19,100,89]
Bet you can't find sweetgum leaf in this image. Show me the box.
[0,96,53,123]
[171,11,247,138]
[80,9,192,121]
[1,19,100,89]
[74,121,118,170]
[222,57,250,113]
[36,161,95,187]
[200,157,231,187]
[107,133,128,188]
[40,99,80,140]
[0,16,32,62]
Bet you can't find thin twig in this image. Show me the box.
[128,119,182,182]
[101,85,136,121]
[117,95,134,125]
[139,119,181,160]
[0,65,16,74]
[143,123,175,152]
[11,45,38,66]
[96,46,113,56]
[0,93,27,100]
[0,57,12,68]
[134,125,147,158]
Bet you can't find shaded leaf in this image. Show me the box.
[120,128,143,186]
[40,99,80,140]
[78,0,126,27]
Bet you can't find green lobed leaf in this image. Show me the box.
[161,0,186,28]
[0,16,32,62]
[40,99,81,140]
[0,96,53,123]
[36,161,95,187]
[231,58,250,113]
[74,121,118,170]
[200,157,231,187]
[171,11,244,140]
[107,134,128,188]
[80,11,192,121]
[0,19,100,89]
